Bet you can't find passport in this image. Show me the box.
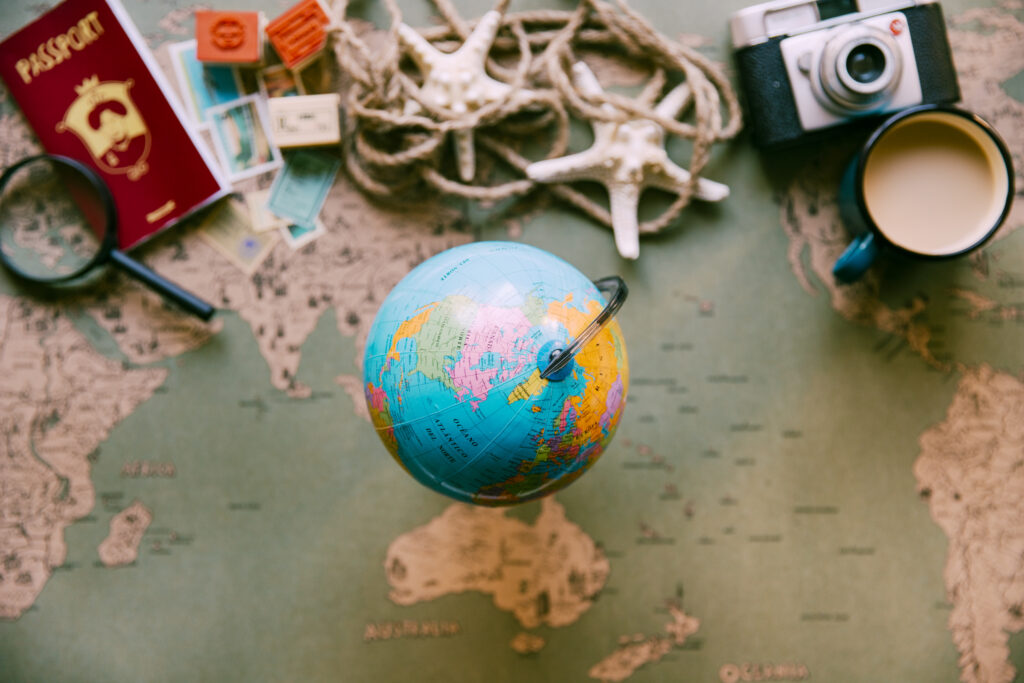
[0,0,229,249]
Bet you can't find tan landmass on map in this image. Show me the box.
[10,173,469,399]
[2,52,470,401]
[0,48,471,620]
[914,365,1024,683]
[779,6,1024,368]
[779,7,1024,680]
[587,603,700,682]
[950,289,1024,321]
[147,181,469,398]
[510,631,546,654]
[98,500,153,567]
[0,296,166,620]
[385,497,609,629]
[948,5,1024,247]
[779,152,942,366]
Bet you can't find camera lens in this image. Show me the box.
[846,43,886,84]
[818,24,902,111]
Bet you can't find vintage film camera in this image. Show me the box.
[731,0,960,148]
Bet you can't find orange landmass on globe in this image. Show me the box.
[545,296,629,448]
[386,303,437,364]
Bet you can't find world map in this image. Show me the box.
[1,0,1023,681]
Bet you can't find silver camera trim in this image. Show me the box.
[779,11,923,133]
[819,25,902,109]
[730,0,938,48]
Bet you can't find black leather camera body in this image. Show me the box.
[731,0,960,148]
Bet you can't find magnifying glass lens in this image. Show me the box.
[0,156,106,282]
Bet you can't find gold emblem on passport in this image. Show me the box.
[56,75,150,180]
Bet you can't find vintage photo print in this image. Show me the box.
[206,95,282,181]
[168,40,244,126]
[280,218,326,250]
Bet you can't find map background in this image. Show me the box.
[1,0,1022,681]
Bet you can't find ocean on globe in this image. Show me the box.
[363,241,629,506]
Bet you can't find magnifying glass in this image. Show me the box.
[0,154,215,321]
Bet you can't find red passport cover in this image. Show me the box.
[0,0,229,249]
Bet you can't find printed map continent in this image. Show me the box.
[97,499,153,568]
[385,497,609,630]
[914,366,1024,683]
[0,295,166,619]
[1,4,1022,682]
[778,6,1024,680]
[587,604,700,682]
[0,41,471,621]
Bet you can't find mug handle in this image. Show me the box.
[832,233,878,284]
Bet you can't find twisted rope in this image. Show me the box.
[328,0,741,237]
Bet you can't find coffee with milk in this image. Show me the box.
[862,110,1010,256]
[832,106,1013,284]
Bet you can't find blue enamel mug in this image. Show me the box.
[833,105,1014,283]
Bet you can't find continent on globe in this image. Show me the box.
[98,500,153,567]
[364,242,629,506]
[385,497,609,630]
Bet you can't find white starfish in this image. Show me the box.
[397,10,528,182]
[526,62,730,260]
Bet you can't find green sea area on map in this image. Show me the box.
[2,0,1023,681]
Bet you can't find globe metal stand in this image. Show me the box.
[539,275,628,381]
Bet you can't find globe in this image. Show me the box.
[363,241,629,506]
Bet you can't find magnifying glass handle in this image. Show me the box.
[108,249,216,321]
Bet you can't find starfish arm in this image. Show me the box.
[476,74,516,104]
[453,129,476,182]
[458,10,503,67]
[654,82,692,121]
[397,23,439,73]
[648,159,730,202]
[571,61,620,119]
[608,182,642,260]
[403,98,424,116]
[570,61,605,99]
[526,150,608,184]
[590,120,620,144]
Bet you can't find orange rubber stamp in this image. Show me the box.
[195,10,265,65]
[266,0,332,70]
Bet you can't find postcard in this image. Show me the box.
[198,197,279,274]
[265,149,340,226]
[244,189,288,233]
[168,40,244,126]
[206,95,283,181]
[280,218,327,250]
